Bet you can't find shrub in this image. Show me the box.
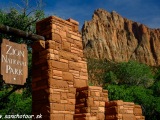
[104,84,160,120]
[87,58,116,85]
[0,90,32,119]
[152,81,160,96]
[104,61,154,88]
[104,71,117,84]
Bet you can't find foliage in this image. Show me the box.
[0,0,44,44]
[87,58,154,88]
[0,90,32,119]
[104,71,117,85]
[104,84,160,120]
[87,58,115,85]
[152,81,160,97]
[87,58,160,119]
[104,61,154,88]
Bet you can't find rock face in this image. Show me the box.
[82,9,160,66]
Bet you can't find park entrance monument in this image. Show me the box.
[0,15,145,120]
[31,16,145,120]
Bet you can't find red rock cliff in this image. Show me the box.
[82,9,160,66]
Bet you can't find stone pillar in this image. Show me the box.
[74,86,108,120]
[134,105,145,120]
[105,100,145,120]
[32,16,88,120]
[36,16,88,88]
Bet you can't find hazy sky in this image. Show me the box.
[0,0,160,29]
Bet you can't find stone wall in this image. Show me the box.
[105,100,145,120]
[75,86,108,120]
[32,16,88,120]
[32,16,145,120]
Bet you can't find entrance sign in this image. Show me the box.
[0,39,28,85]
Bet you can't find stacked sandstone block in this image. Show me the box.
[105,100,145,120]
[134,105,145,120]
[36,16,88,88]
[32,39,77,120]
[32,16,88,120]
[74,86,108,120]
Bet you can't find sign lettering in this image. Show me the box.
[6,45,24,57]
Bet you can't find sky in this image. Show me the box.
[0,0,160,29]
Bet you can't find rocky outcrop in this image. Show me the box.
[82,9,160,66]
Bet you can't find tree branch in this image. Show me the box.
[24,17,39,30]
[0,24,45,41]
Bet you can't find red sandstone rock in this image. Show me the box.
[82,9,160,66]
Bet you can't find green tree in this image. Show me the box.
[0,91,31,116]
[104,61,154,88]
[87,58,115,85]
[152,81,160,97]
[0,0,44,44]
[0,0,45,116]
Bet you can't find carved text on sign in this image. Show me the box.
[5,45,25,57]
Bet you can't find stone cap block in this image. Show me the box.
[134,105,142,108]
[66,18,79,25]
[106,100,124,107]
[102,89,108,93]
[88,86,102,91]
[134,105,143,116]
[123,102,135,106]
[36,16,79,31]
[37,16,72,27]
